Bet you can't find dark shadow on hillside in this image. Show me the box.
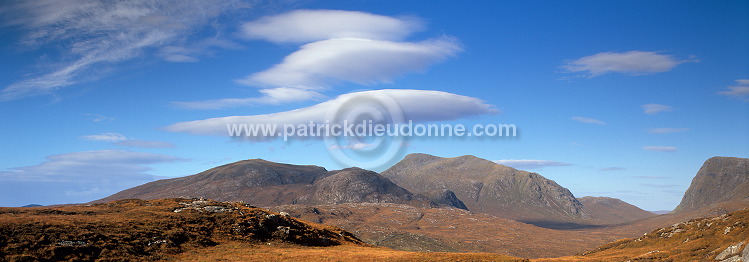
[518,220,609,230]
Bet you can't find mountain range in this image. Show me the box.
[90,153,749,258]
[100,153,657,227]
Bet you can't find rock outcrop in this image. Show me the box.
[674,156,749,213]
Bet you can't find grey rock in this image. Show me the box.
[57,240,88,247]
[201,205,231,213]
[716,242,745,260]
[719,256,741,262]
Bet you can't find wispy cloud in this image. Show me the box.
[115,140,176,148]
[82,132,175,148]
[571,116,606,125]
[328,142,374,150]
[0,0,244,101]
[562,51,694,77]
[0,150,179,206]
[642,104,673,114]
[83,113,115,122]
[178,9,461,110]
[643,146,677,152]
[165,89,497,138]
[647,128,689,134]
[718,79,749,102]
[633,176,671,179]
[82,133,128,142]
[599,167,625,171]
[173,88,327,110]
[493,160,573,170]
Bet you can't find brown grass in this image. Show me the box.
[2,198,748,262]
[172,241,528,262]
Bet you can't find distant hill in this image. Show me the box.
[269,202,630,258]
[97,160,451,209]
[579,196,656,224]
[21,204,43,207]
[673,156,749,213]
[381,153,588,225]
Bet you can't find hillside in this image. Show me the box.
[381,153,588,226]
[97,159,328,206]
[674,156,749,213]
[539,207,749,261]
[268,203,630,258]
[579,196,656,225]
[98,160,445,208]
[0,198,364,261]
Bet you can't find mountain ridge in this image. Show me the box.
[381,153,589,225]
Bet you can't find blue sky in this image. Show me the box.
[0,0,747,210]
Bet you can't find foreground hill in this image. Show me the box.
[0,198,527,262]
[98,161,445,208]
[579,196,656,225]
[540,207,749,261]
[674,156,749,213]
[381,154,588,225]
[0,198,364,261]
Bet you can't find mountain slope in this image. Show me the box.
[579,196,656,224]
[268,203,628,259]
[541,207,749,261]
[305,168,417,204]
[97,160,442,208]
[381,153,587,225]
[98,159,328,206]
[674,156,749,213]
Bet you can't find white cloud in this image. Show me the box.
[239,37,461,89]
[0,0,244,101]
[81,133,128,142]
[329,142,374,150]
[165,89,497,138]
[83,113,115,122]
[632,176,671,179]
[571,116,606,125]
[175,10,461,110]
[718,79,749,102]
[115,140,176,148]
[648,128,689,134]
[173,87,326,110]
[563,51,692,77]
[239,9,423,43]
[158,38,242,63]
[642,104,673,114]
[493,160,573,170]
[0,150,178,205]
[82,132,175,148]
[643,146,677,152]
